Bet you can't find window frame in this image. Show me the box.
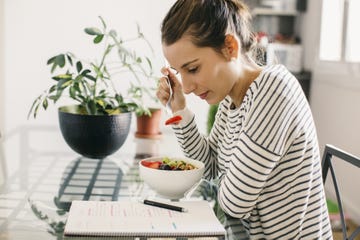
[316,0,360,80]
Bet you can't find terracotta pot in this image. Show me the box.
[135,108,162,139]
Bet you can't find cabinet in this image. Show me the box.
[253,11,297,40]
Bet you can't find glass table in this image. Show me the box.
[0,126,247,240]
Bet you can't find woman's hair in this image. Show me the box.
[161,0,260,59]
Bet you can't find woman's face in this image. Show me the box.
[162,36,235,105]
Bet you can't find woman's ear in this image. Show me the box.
[222,34,239,60]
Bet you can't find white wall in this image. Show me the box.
[2,0,209,136]
[0,0,4,132]
[0,0,5,185]
[300,0,360,224]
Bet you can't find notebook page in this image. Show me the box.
[64,200,226,237]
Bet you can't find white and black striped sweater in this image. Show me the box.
[173,65,332,239]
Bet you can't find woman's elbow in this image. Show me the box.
[217,192,253,219]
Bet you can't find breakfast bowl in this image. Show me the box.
[139,156,205,200]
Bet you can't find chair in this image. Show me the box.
[322,144,360,240]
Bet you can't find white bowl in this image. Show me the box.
[139,156,205,199]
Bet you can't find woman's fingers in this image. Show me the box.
[161,66,181,88]
[156,76,171,106]
[160,66,170,76]
[158,66,187,112]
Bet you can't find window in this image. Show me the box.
[346,0,360,62]
[319,0,360,62]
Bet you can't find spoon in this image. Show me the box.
[165,76,173,115]
[163,60,182,125]
[163,76,183,125]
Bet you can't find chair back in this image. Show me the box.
[322,144,360,240]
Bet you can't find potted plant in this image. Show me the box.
[28,17,160,158]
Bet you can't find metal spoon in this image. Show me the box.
[165,76,173,115]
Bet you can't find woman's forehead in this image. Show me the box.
[163,38,197,65]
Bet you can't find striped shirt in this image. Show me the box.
[173,65,332,239]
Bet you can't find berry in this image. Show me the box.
[159,164,171,170]
[141,160,162,169]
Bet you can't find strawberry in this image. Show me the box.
[141,160,162,169]
[148,161,162,169]
[141,160,152,167]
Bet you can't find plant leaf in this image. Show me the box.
[99,16,107,29]
[105,108,121,115]
[55,54,66,68]
[54,90,62,103]
[84,27,102,36]
[57,79,72,89]
[47,56,56,65]
[84,74,96,81]
[27,97,41,119]
[42,98,48,110]
[145,57,153,70]
[69,86,76,99]
[73,83,81,92]
[50,63,57,74]
[76,61,83,73]
[93,34,104,44]
[85,100,97,115]
[49,85,57,93]
[52,74,72,81]
[125,102,138,111]
[33,103,40,118]
[48,95,57,101]
[81,69,91,76]
[115,94,123,103]
[96,99,106,108]
[66,54,73,66]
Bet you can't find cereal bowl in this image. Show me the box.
[139,156,205,199]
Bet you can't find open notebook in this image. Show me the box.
[64,200,226,238]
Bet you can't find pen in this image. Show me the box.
[143,199,188,212]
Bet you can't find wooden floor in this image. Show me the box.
[332,219,360,240]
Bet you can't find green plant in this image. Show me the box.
[28,16,158,119]
[207,104,219,134]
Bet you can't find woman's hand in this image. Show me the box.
[156,67,186,113]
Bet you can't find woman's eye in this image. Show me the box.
[188,66,198,73]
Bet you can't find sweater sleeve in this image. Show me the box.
[171,104,225,180]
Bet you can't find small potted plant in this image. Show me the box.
[28,17,159,158]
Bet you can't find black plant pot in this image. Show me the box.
[58,105,132,159]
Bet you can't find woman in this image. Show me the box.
[157,0,332,239]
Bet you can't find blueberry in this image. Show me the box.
[159,164,171,170]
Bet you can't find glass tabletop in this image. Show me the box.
[0,126,247,240]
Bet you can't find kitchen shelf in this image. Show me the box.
[252,7,298,16]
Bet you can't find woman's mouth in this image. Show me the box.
[198,91,208,100]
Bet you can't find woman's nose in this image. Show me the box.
[181,77,196,94]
